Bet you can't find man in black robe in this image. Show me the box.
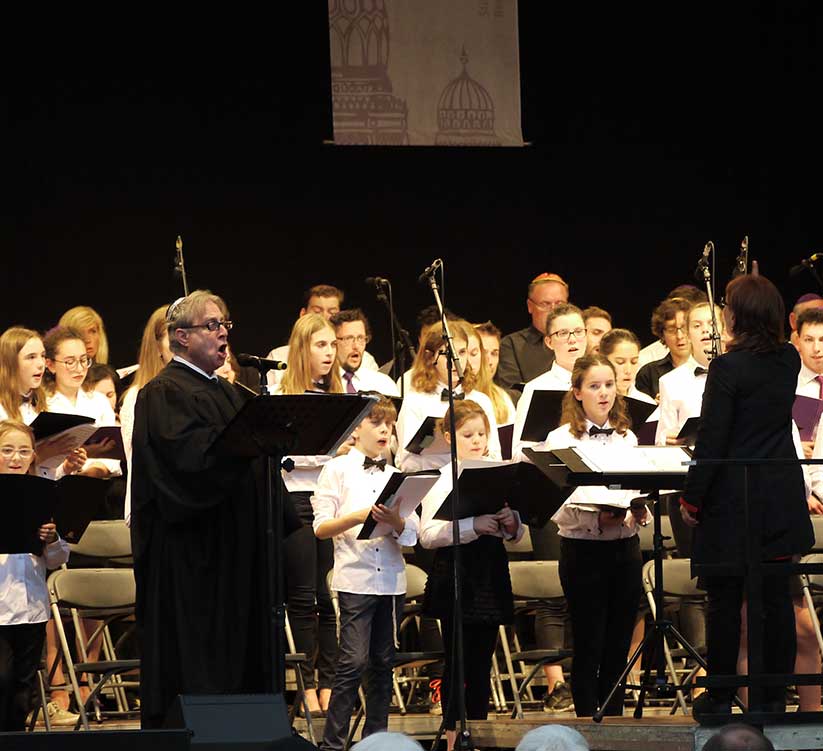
[131,291,284,728]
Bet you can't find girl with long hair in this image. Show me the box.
[58,306,109,365]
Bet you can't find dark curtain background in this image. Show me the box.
[7,5,822,367]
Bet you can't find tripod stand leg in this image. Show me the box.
[593,627,653,722]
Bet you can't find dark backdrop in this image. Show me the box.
[8,4,823,367]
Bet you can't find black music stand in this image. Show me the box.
[525,446,706,721]
[213,392,379,694]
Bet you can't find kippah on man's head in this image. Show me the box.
[531,272,569,288]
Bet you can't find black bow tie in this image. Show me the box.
[694,367,708,377]
[313,380,330,392]
[20,392,32,404]
[440,389,465,402]
[363,456,387,471]
[589,426,614,437]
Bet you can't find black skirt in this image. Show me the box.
[423,535,514,625]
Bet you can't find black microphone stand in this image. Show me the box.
[697,241,722,360]
[423,261,474,751]
[174,235,190,296]
[370,279,416,399]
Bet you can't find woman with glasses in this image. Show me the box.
[275,313,342,715]
[44,327,120,480]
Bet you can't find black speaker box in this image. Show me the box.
[164,694,316,750]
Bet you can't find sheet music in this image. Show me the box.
[572,444,691,474]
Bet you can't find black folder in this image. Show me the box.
[357,469,441,539]
[793,395,823,442]
[433,460,564,529]
[30,412,94,442]
[677,416,701,445]
[0,474,108,552]
[521,390,566,442]
[83,426,126,461]
[498,424,514,460]
[404,416,449,456]
[624,396,657,430]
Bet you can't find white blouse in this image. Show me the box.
[0,540,70,625]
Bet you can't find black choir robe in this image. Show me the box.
[131,360,288,727]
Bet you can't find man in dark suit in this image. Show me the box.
[495,273,569,402]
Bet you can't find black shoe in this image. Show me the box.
[543,681,574,713]
[692,692,732,719]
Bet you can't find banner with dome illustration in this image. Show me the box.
[328,0,524,147]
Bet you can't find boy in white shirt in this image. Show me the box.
[312,396,418,751]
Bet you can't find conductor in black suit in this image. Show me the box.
[680,274,813,716]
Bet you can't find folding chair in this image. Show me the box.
[503,525,534,560]
[45,568,140,730]
[503,560,573,718]
[284,611,316,744]
[69,520,132,566]
[641,558,707,715]
[798,552,823,657]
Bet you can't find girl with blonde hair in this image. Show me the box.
[58,306,109,365]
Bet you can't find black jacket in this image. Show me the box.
[684,344,813,567]
[495,326,554,404]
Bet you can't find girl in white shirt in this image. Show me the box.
[0,420,70,731]
[395,323,501,473]
[0,327,85,478]
[275,313,342,714]
[542,354,648,717]
[44,327,119,479]
[471,321,516,427]
[419,400,522,750]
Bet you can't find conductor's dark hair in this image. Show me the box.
[330,309,371,338]
[724,275,785,354]
[797,306,823,335]
[702,723,774,751]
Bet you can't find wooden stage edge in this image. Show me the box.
[25,711,823,750]
[292,711,823,751]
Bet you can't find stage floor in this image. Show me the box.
[32,708,823,751]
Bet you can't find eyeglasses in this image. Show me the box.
[529,298,562,311]
[337,335,370,346]
[663,325,687,335]
[53,356,93,370]
[548,327,586,341]
[0,446,34,460]
[182,319,233,332]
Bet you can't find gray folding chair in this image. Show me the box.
[46,568,140,730]
[798,552,823,657]
[504,560,573,718]
[69,520,132,566]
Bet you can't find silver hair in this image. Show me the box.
[352,732,424,751]
[515,725,590,751]
[166,290,228,354]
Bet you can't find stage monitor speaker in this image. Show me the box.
[164,693,315,750]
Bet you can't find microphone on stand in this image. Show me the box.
[365,276,390,288]
[418,259,443,284]
[235,353,288,371]
[732,235,749,278]
[790,253,823,277]
[693,242,713,282]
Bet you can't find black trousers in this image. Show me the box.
[321,592,403,751]
[439,616,498,730]
[559,536,642,717]
[703,573,795,707]
[286,491,337,690]
[0,622,47,732]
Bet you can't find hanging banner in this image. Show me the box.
[328,0,524,146]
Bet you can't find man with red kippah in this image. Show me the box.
[495,273,569,403]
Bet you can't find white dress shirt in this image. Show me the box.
[637,340,669,369]
[512,361,573,459]
[0,400,38,425]
[266,344,380,389]
[655,357,707,446]
[0,540,71,624]
[543,420,647,540]
[340,366,400,397]
[418,459,524,549]
[120,386,138,525]
[46,389,122,477]
[311,448,418,595]
[395,385,501,473]
[797,363,823,399]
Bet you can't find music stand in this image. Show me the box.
[525,445,706,721]
[213,392,379,693]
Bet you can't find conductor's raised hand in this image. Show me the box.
[372,502,405,535]
[473,514,500,536]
